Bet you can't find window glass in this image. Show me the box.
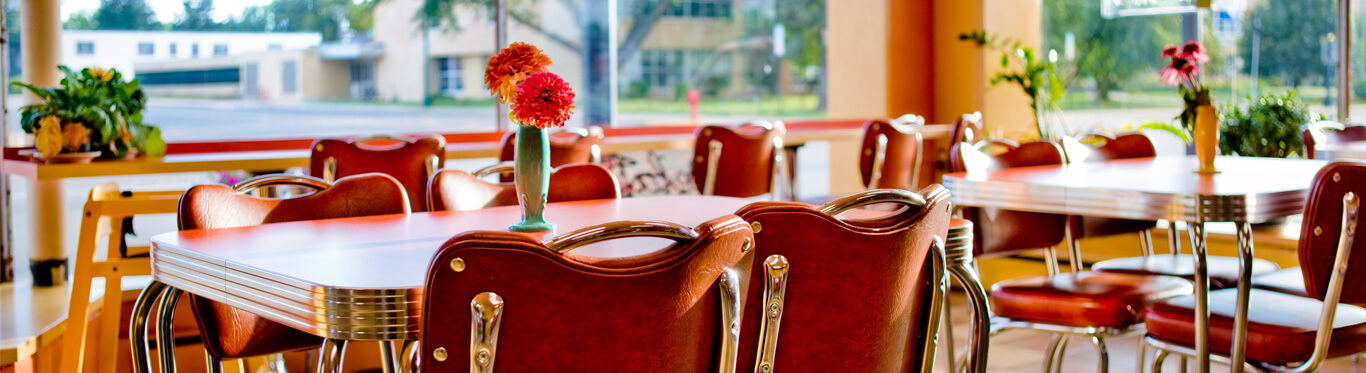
[76,41,94,55]
[282,60,297,93]
[169,43,177,56]
[191,43,199,57]
[137,42,154,55]
[1043,0,1337,137]
[212,43,227,56]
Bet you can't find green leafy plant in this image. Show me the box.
[1126,121,1191,143]
[959,30,1066,139]
[11,66,165,158]
[1218,92,1314,158]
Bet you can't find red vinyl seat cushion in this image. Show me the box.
[991,271,1193,328]
[1091,254,1281,290]
[1145,288,1366,364]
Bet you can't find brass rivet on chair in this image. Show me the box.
[433,347,448,362]
[751,221,763,233]
[1335,172,1342,182]
[864,148,872,156]
[760,362,773,372]
[1315,226,1324,236]
[767,302,781,318]
[450,258,466,272]
[314,144,323,151]
[695,155,704,163]
[476,349,491,366]
[741,238,751,252]
[871,123,880,131]
[704,129,712,136]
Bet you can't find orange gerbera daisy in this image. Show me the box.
[485,42,552,103]
[511,72,575,129]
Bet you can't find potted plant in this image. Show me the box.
[1218,92,1315,158]
[959,30,1067,140]
[12,66,166,162]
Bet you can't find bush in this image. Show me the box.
[626,80,649,99]
[1354,80,1366,101]
[1218,92,1316,158]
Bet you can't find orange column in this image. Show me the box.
[22,0,66,286]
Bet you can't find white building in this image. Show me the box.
[61,30,323,76]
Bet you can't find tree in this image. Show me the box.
[776,0,826,108]
[173,0,218,31]
[222,6,270,32]
[268,0,354,41]
[65,11,98,30]
[1240,0,1334,88]
[1043,0,1179,102]
[93,0,161,30]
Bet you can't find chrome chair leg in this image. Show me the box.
[1136,338,1147,373]
[1167,221,1183,255]
[1153,350,1170,373]
[1139,229,1156,257]
[316,339,347,373]
[130,281,167,373]
[380,341,401,373]
[1176,355,1187,373]
[204,352,224,373]
[1089,334,1110,373]
[1044,333,1070,373]
[156,287,184,373]
[401,341,419,373]
[940,296,958,373]
[266,353,287,373]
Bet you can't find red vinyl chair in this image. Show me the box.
[1303,121,1366,159]
[1084,133,1280,290]
[692,121,793,200]
[733,186,951,372]
[426,163,620,212]
[310,134,446,212]
[171,173,411,373]
[950,138,1194,372]
[1143,162,1366,371]
[859,117,925,190]
[495,126,604,182]
[418,218,755,372]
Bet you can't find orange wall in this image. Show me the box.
[827,0,891,119]
[886,0,937,121]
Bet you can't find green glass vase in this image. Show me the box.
[510,124,555,232]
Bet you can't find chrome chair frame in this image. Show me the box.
[699,120,794,201]
[1143,192,1361,373]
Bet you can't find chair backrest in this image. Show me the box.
[419,218,755,372]
[176,173,410,359]
[949,140,1069,255]
[309,134,446,212]
[947,114,984,171]
[692,121,784,198]
[733,186,951,372]
[179,173,411,230]
[1083,133,1156,162]
[1303,122,1366,159]
[497,126,603,181]
[859,117,924,190]
[1298,162,1366,303]
[427,164,621,212]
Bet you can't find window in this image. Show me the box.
[282,60,297,93]
[169,43,177,56]
[138,42,154,56]
[76,41,94,55]
[437,57,464,95]
[213,44,228,56]
[191,43,199,57]
[137,68,241,85]
[268,43,282,50]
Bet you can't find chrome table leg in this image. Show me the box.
[316,339,347,373]
[129,281,167,373]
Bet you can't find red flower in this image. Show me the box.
[1159,66,1183,86]
[511,72,575,129]
[1181,41,1209,63]
[1161,45,1180,59]
[485,42,552,104]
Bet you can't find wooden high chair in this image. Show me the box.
[60,183,183,373]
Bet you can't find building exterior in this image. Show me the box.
[62,30,322,76]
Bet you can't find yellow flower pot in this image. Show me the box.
[1194,104,1219,174]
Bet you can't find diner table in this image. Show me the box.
[943,155,1325,372]
[132,194,986,373]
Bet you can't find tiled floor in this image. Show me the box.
[935,293,1366,372]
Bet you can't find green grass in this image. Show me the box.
[1057,84,1348,111]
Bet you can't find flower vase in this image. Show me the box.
[510,124,555,232]
[1193,104,1219,174]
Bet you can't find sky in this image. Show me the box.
[61,0,274,23]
